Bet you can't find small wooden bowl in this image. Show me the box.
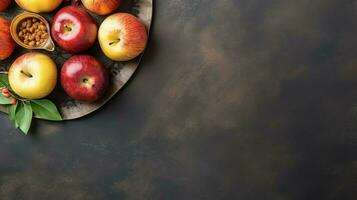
[10,12,55,51]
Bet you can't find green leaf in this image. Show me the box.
[0,75,9,88]
[8,103,18,128]
[0,95,12,105]
[30,99,62,121]
[15,102,33,135]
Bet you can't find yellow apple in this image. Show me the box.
[98,13,148,61]
[8,52,58,99]
[15,0,63,13]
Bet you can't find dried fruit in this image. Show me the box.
[17,17,49,47]
[11,98,17,105]
[1,88,10,98]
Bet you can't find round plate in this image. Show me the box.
[0,0,153,120]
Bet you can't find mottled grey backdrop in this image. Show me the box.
[1,0,357,199]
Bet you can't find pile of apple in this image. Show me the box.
[0,0,148,134]
[0,0,148,102]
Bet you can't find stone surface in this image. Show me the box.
[1,0,357,199]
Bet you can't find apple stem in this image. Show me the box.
[20,70,33,78]
[109,39,121,46]
[64,25,72,32]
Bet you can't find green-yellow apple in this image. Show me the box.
[15,0,63,13]
[98,13,148,61]
[8,52,58,99]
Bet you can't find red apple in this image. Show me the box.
[0,17,15,60]
[51,6,97,53]
[81,0,120,15]
[0,0,12,11]
[61,55,109,102]
[98,13,148,61]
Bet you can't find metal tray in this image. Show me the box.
[0,0,153,120]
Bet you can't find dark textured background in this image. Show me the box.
[1,0,357,199]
